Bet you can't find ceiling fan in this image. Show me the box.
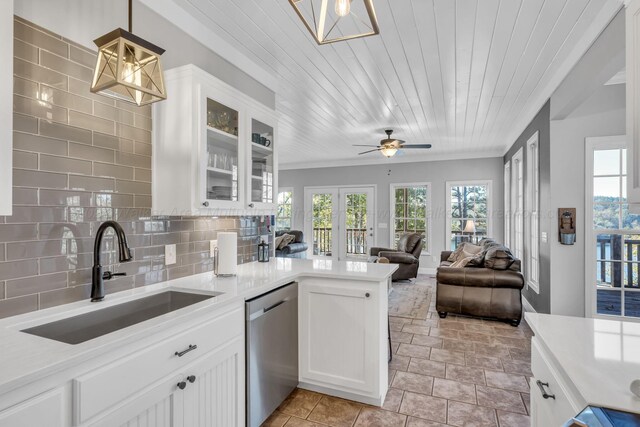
[354,130,432,158]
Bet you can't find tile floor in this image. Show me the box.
[262,279,533,427]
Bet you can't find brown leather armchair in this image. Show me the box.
[370,233,423,281]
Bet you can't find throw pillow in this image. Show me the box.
[450,256,474,268]
[274,235,286,250]
[277,233,295,250]
[447,242,482,262]
[483,245,516,270]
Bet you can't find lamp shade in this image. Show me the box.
[289,0,380,45]
[380,146,398,158]
[463,219,476,233]
[91,28,166,106]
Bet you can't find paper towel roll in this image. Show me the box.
[216,232,237,276]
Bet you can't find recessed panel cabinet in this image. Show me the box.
[298,278,388,405]
[152,64,278,216]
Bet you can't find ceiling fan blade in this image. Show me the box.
[358,148,382,155]
[352,144,380,147]
[399,144,432,149]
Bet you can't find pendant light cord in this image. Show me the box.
[128,0,133,33]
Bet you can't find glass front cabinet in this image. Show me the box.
[152,65,277,216]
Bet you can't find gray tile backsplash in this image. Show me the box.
[0,17,272,319]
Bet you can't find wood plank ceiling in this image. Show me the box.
[170,0,623,168]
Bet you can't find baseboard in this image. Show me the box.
[419,267,436,276]
[522,296,537,313]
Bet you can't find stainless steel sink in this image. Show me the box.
[21,290,222,344]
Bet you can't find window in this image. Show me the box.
[276,189,293,231]
[446,181,491,250]
[587,137,640,319]
[504,161,511,248]
[526,132,540,292]
[511,148,524,261]
[390,183,430,254]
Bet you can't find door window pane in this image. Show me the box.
[594,204,620,229]
[312,194,333,256]
[594,177,621,202]
[594,149,621,176]
[624,292,640,317]
[345,193,368,256]
[597,289,622,316]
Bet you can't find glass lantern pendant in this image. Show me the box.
[289,0,379,45]
[90,0,166,106]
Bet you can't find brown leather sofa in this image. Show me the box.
[436,243,524,326]
[370,233,423,281]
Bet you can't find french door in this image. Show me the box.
[304,186,375,261]
[586,136,640,320]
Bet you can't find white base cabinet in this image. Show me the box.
[298,278,388,406]
[0,301,245,427]
[0,387,70,427]
[530,338,584,427]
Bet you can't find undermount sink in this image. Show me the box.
[21,290,223,345]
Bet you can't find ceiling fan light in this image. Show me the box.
[380,146,398,158]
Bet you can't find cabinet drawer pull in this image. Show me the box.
[187,375,196,383]
[536,380,555,399]
[177,381,187,390]
[175,344,198,357]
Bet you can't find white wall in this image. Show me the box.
[0,1,13,215]
[13,0,275,109]
[279,157,504,271]
[549,84,626,317]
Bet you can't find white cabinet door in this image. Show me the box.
[299,279,379,395]
[0,0,11,216]
[183,337,245,427]
[0,387,68,427]
[93,337,244,427]
[89,374,184,427]
[530,339,582,427]
[627,0,640,208]
[246,109,277,212]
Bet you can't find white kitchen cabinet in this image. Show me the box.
[0,386,69,427]
[530,338,583,427]
[627,0,640,208]
[94,337,244,427]
[298,278,388,405]
[152,64,278,216]
[0,0,12,215]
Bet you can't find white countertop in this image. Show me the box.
[526,312,640,413]
[0,258,397,396]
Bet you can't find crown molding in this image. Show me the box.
[279,149,505,171]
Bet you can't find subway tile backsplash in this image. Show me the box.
[0,17,271,319]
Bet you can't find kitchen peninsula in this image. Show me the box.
[0,258,396,427]
[526,312,640,426]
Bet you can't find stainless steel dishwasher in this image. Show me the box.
[246,282,298,427]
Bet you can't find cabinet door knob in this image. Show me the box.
[187,375,196,383]
[365,293,370,298]
[202,201,209,207]
[536,380,555,399]
[177,381,187,390]
[248,203,255,208]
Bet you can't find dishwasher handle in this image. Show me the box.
[249,298,291,321]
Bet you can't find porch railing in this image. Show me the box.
[596,235,640,288]
[312,228,368,256]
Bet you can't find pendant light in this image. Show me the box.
[289,0,380,45]
[90,0,167,106]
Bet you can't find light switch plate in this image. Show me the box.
[541,231,548,243]
[210,240,218,258]
[165,244,176,265]
[378,223,388,229]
